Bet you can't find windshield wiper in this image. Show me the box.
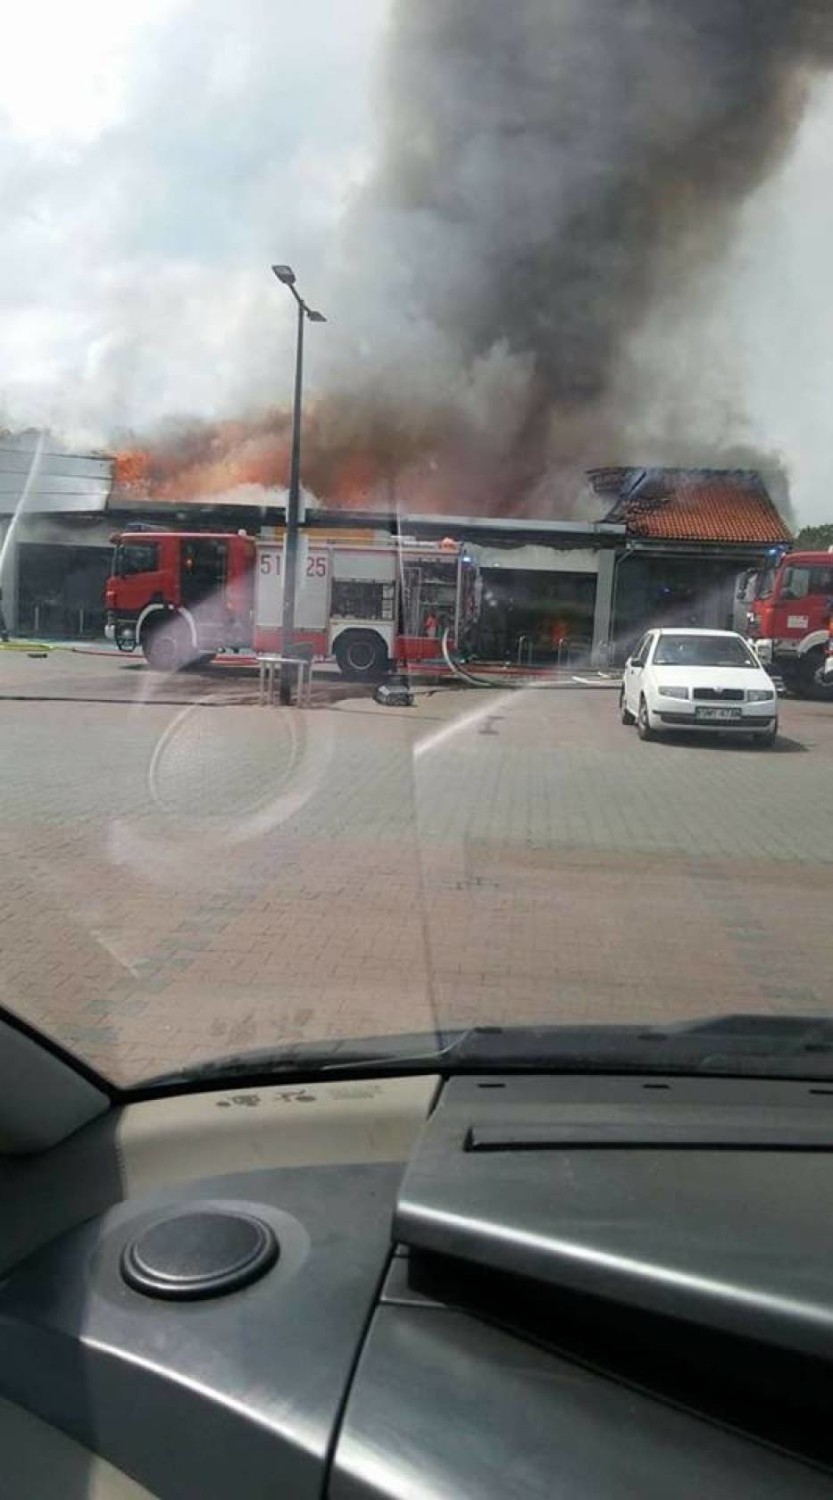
[132,1015,833,1097]
[139,1029,476,1093]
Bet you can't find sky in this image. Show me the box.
[2,0,833,523]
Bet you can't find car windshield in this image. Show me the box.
[652,635,759,669]
[2,3,833,1092]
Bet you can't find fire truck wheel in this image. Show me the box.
[142,618,193,673]
[798,647,833,702]
[334,631,389,681]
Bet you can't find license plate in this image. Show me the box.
[695,706,742,722]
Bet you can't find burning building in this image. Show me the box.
[0,427,793,667]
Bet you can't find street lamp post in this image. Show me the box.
[271,264,326,704]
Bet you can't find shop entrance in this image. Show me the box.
[17,543,112,638]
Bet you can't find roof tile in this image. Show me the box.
[598,469,792,545]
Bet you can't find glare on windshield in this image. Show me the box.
[653,635,759,668]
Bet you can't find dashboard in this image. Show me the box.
[1,1070,833,1497]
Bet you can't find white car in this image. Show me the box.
[620,628,778,746]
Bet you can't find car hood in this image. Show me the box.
[651,664,765,689]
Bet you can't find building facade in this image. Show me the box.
[0,439,792,665]
[0,434,114,639]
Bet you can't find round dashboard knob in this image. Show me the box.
[121,1209,279,1300]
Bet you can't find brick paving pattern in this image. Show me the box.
[2,648,832,1083]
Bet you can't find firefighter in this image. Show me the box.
[0,587,9,644]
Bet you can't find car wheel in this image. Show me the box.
[753,722,778,748]
[637,696,655,741]
[619,689,635,725]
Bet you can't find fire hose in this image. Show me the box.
[440,627,530,688]
[439,628,617,690]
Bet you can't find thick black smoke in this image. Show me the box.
[348,0,833,509]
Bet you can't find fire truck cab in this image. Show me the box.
[105,529,479,679]
[743,548,833,699]
[104,531,257,671]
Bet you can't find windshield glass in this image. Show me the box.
[2,3,833,1091]
[781,566,811,600]
[115,542,160,578]
[653,634,760,668]
[781,563,833,600]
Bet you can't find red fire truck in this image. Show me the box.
[104,529,480,677]
[742,548,833,699]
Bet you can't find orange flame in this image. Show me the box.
[110,396,530,516]
[114,412,294,504]
[114,449,150,491]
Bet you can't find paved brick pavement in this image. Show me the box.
[0,640,359,706]
[2,649,832,1084]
